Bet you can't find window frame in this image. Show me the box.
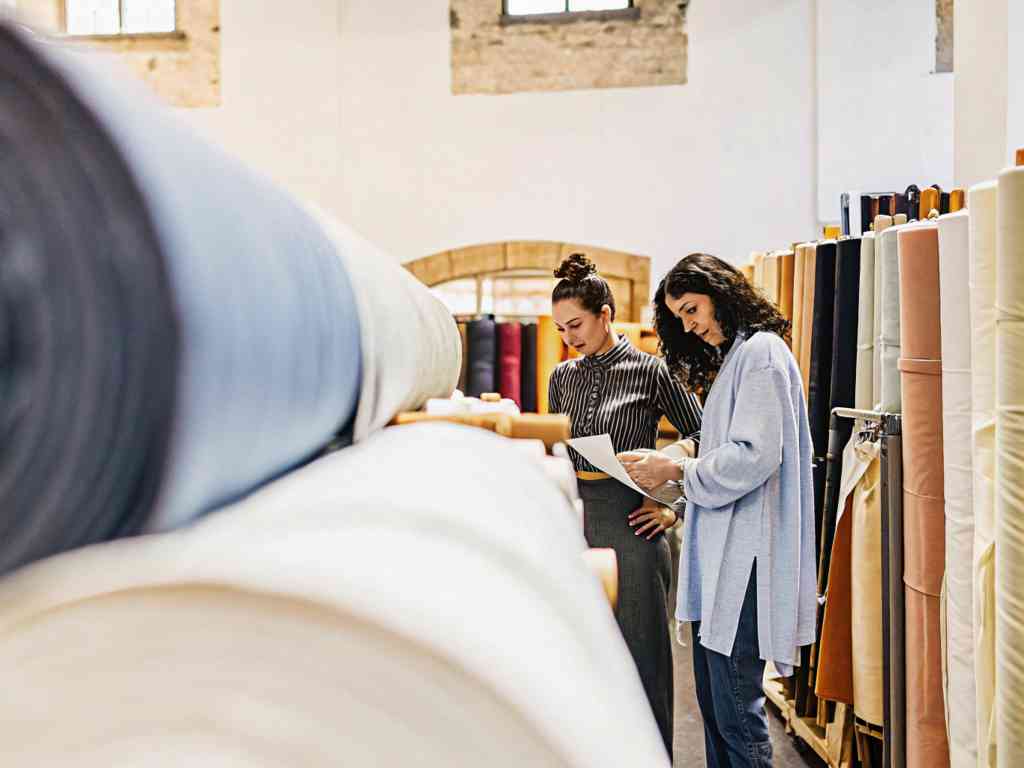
[62,0,181,39]
[500,0,638,26]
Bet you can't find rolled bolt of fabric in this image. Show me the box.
[520,323,539,413]
[497,322,523,408]
[494,414,571,452]
[872,215,894,409]
[467,318,498,398]
[778,249,796,323]
[878,224,904,412]
[792,245,807,355]
[968,180,998,766]
[937,209,978,766]
[798,243,818,396]
[995,165,1024,765]
[536,316,564,415]
[856,233,876,411]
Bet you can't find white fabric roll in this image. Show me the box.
[873,215,894,409]
[0,424,668,767]
[996,166,1024,766]
[938,209,978,767]
[317,217,462,441]
[764,252,781,307]
[969,180,998,768]
[856,233,876,411]
[878,222,903,412]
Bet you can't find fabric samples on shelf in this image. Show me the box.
[467,317,497,398]
[898,222,949,768]
[520,324,539,413]
[856,234,876,410]
[969,180,998,767]
[537,316,564,414]
[878,223,904,412]
[995,166,1024,766]
[936,209,978,767]
[497,322,523,408]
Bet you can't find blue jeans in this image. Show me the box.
[690,568,773,767]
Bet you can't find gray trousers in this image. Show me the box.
[579,478,674,760]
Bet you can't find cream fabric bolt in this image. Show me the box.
[763,252,781,307]
[315,215,462,441]
[878,223,904,412]
[873,216,894,409]
[996,166,1024,766]
[0,424,669,767]
[856,233,876,411]
[938,209,978,767]
[969,180,998,768]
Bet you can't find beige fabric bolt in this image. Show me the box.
[799,243,817,398]
[792,245,807,356]
[879,223,904,413]
[996,166,1024,766]
[857,233,876,411]
[873,215,894,409]
[779,250,796,324]
[969,180,998,768]
[938,209,979,767]
[752,251,767,293]
[763,252,780,308]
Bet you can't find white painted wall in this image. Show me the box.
[335,0,817,282]
[1006,0,1024,161]
[816,0,954,223]
[954,0,1008,188]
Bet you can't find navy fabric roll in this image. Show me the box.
[521,324,539,413]
[807,241,838,561]
[0,25,364,575]
[467,318,497,397]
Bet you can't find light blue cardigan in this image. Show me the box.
[675,331,817,675]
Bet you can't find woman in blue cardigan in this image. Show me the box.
[621,253,817,768]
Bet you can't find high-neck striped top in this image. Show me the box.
[548,335,703,473]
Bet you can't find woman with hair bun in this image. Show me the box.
[547,252,702,761]
[621,253,816,768]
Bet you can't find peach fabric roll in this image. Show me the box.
[938,209,978,767]
[792,246,807,355]
[799,243,817,398]
[856,233,876,410]
[969,181,998,768]
[779,250,796,323]
[536,315,565,414]
[898,222,949,768]
[996,166,1024,766]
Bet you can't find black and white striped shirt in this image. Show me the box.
[548,335,703,473]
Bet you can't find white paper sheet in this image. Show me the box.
[566,434,660,502]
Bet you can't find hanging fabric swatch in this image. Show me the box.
[873,215,894,408]
[856,234,876,410]
[937,209,978,767]
[520,324,539,413]
[458,322,470,393]
[537,316,565,414]
[467,317,498,398]
[969,181,998,768]
[0,423,670,768]
[898,222,949,768]
[995,165,1024,765]
[792,245,807,355]
[878,223,904,412]
[497,322,523,408]
[0,24,455,574]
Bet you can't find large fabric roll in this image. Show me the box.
[459,322,470,393]
[740,264,754,284]
[873,215,894,409]
[467,317,497,397]
[830,238,862,416]
[937,209,978,767]
[879,223,903,412]
[851,440,884,726]
[856,233,876,410]
[808,242,837,455]
[779,250,796,323]
[521,323,539,413]
[792,245,807,356]
[897,222,949,768]
[763,252,781,307]
[752,251,767,293]
[0,24,460,574]
[537,315,564,414]
[498,322,523,408]
[969,181,998,768]
[0,423,670,767]
[996,166,1024,766]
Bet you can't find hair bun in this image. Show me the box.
[553,252,598,283]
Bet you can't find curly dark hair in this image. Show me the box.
[551,253,616,321]
[653,253,790,397]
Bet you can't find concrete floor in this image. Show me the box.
[668,530,825,768]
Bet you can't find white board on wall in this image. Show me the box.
[816,0,953,223]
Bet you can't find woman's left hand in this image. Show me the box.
[617,450,679,491]
[628,500,677,540]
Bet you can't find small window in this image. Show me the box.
[505,0,631,15]
[66,0,175,36]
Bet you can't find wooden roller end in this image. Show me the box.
[582,548,618,610]
[1016,148,1024,167]
[494,413,571,451]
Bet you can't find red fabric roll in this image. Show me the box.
[497,322,522,408]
